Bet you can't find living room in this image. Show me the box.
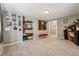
[1,3,79,56]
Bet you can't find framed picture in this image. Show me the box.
[18,20,21,26]
[6,16,10,20]
[13,22,17,25]
[18,16,21,26]
[7,22,12,26]
[18,16,21,20]
[5,27,10,31]
[12,18,16,22]
[19,28,21,31]
[14,26,17,30]
[12,14,16,18]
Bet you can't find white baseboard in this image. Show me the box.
[3,37,39,47]
[3,41,23,47]
[58,37,64,39]
[34,38,39,40]
[0,43,3,56]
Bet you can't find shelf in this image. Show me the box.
[67,24,76,42]
[23,21,33,23]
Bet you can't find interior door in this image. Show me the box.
[49,20,57,37]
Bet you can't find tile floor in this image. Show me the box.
[1,36,79,56]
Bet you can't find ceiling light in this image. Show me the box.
[44,10,49,14]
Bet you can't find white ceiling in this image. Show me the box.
[3,3,79,20]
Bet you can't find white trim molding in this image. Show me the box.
[0,43,3,55]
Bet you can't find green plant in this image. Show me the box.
[74,18,79,27]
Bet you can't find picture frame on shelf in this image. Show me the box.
[5,27,10,32]
[12,18,16,22]
[12,14,16,18]
[13,22,17,25]
[18,16,21,20]
[14,26,17,30]
[6,16,10,20]
[18,20,21,26]
[7,22,12,26]
[19,28,21,31]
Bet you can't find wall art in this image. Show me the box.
[6,16,10,20]
[7,22,12,26]
[19,28,21,31]
[18,20,21,26]
[12,18,16,22]
[12,14,16,18]
[14,26,17,30]
[13,22,17,25]
[18,16,21,20]
[18,16,21,26]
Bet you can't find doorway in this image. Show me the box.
[48,20,57,37]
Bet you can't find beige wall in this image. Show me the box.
[57,15,79,38]
[1,3,49,45]
[1,4,23,45]
[48,14,79,38]
[3,12,23,45]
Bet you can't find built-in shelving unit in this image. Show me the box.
[68,25,76,42]
[23,16,33,41]
[65,24,79,45]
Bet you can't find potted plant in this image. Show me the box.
[74,18,79,27]
[74,18,79,31]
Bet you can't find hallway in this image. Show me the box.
[1,36,79,56]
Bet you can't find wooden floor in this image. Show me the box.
[1,36,79,56]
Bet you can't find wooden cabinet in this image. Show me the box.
[64,29,68,39]
[68,25,76,42]
[74,31,79,45]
